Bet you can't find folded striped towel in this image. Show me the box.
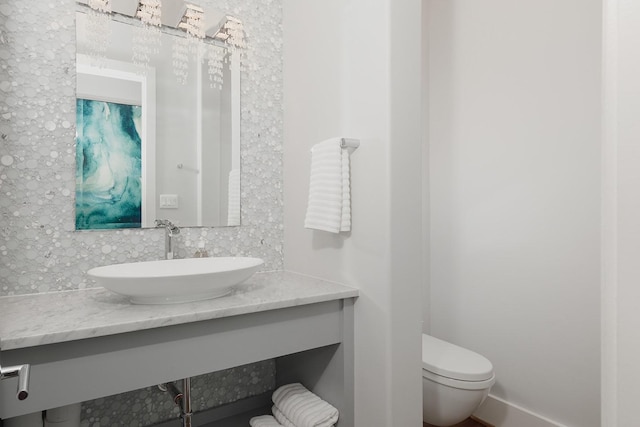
[249,415,284,427]
[304,138,351,233]
[272,383,339,427]
[272,406,297,427]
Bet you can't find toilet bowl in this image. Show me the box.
[422,334,495,426]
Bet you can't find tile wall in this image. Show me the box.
[0,0,283,423]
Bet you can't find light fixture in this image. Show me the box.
[222,16,246,51]
[87,0,111,13]
[178,4,205,39]
[136,0,162,26]
[80,0,246,87]
[204,15,246,88]
[208,15,245,51]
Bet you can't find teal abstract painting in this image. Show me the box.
[76,99,143,230]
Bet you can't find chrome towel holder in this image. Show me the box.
[340,138,360,151]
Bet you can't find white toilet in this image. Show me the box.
[422,334,495,426]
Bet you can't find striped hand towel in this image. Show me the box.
[272,406,297,427]
[304,138,351,233]
[249,414,284,427]
[272,383,339,427]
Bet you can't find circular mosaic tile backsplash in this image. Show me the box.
[1,0,283,424]
[0,0,284,297]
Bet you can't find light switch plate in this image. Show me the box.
[159,194,179,209]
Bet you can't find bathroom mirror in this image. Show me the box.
[75,4,241,230]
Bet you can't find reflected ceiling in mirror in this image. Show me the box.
[75,1,244,230]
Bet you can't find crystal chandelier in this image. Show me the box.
[180,4,206,40]
[136,0,162,26]
[222,17,246,51]
[207,16,246,89]
[132,0,162,70]
[83,0,246,87]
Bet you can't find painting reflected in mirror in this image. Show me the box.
[76,98,143,229]
[75,1,243,230]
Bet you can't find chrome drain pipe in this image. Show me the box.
[181,378,192,427]
[159,379,192,427]
[0,340,30,401]
[165,382,184,405]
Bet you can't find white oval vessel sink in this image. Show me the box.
[88,257,264,304]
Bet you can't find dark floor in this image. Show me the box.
[424,416,489,427]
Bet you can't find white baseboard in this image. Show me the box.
[473,395,567,427]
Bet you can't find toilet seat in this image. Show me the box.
[422,368,495,390]
[422,334,494,387]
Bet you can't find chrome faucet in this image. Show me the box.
[155,219,180,260]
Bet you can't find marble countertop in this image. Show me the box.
[0,271,358,351]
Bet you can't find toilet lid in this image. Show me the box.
[422,334,494,382]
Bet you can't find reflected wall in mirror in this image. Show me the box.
[75,2,242,230]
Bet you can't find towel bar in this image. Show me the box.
[340,138,360,150]
[177,163,200,173]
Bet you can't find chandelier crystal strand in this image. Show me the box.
[225,18,245,50]
[205,16,246,87]
[173,4,205,84]
[132,0,162,71]
[184,6,205,51]
[85,0,112,66]
[172,35,190,85]
[207,44,225,90]
[225,17,245,72]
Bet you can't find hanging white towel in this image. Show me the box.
[304,138,351,233]
[249,414,284,427]
[227,168,240,225]
[272,383,339,427]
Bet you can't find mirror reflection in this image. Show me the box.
[75,2,242,230]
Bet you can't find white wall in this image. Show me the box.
[428,1,601,426]
[603,0,640,425]
[600,2,617,422]
[421,3,431,333]
[282,1,423,426]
